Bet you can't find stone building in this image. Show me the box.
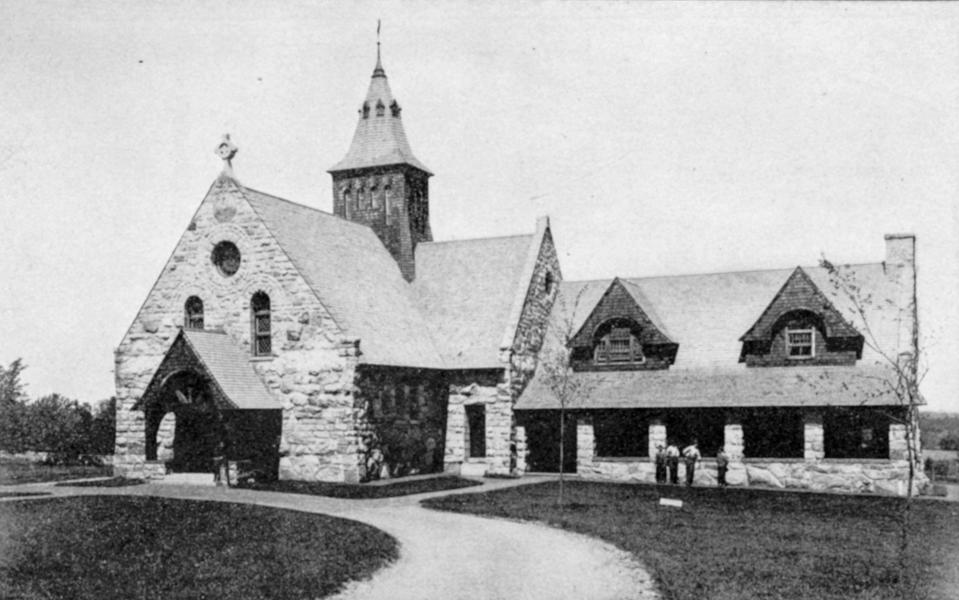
[113,46,922,495]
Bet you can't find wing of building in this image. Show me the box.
[112,44,923,496]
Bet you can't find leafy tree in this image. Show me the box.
[537,287,597,505]
[939,435,959,452]
[0,359,28,451]
[90,397,117,455]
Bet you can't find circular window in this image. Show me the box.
[211,241,241,277]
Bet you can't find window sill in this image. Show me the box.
[742,457,806,463]
[465,457,487,463]
[821,458,895,464]
[595,456,651,463]
[249,356,275,363]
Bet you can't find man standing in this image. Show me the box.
[665,442,681,485]
[682,440,701,487]
[654,444,667,484]
[716,445,729,488]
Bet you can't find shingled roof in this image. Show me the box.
[138,329,280,410]
[243,187,445,369]
[516,364,900,410]
[413,234,538,369]
[328,53,431,175]
[519,261,912,409]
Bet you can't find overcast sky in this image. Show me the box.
[1,2,957,411]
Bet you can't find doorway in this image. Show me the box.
[522,411,577,473]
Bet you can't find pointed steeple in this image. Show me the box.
[328,37,431,175]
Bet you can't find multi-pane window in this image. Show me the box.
[184,296,204,330]
[251,292,271,357]
[595,326,644,364]
[786,328,814,358]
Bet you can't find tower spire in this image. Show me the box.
[373,19,385,78]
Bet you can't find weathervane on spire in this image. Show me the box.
[373,19,385,77]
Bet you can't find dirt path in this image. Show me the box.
[0,477,659,600]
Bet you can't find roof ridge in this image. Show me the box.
[422,232,534,247]
[243,186,378,235]
[561,261,885,285]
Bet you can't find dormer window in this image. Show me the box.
[375,100,385,117]
[786,327,815,359]
[594,321,644,365]
[390,100,401,117]
[361,102,370,119]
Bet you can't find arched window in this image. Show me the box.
[375,99,385,117]
[184,296,204,330]
[251,292,271,357]
[593,319,644,365]
[544,271,555,296]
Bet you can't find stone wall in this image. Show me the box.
[573,409,926,496]
[444,370,512,476]
[355,367,448,482]
[114,176,364,482]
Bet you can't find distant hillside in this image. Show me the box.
[920,411,959,450]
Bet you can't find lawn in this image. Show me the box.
[0,496,398,600]
[0,459,111,484]
[239,474,481,498]
[424,481,959,600]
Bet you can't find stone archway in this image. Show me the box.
[145,369,223,473]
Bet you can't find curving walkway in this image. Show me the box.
[0,477,659,600]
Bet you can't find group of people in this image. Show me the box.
[654,440,729,487]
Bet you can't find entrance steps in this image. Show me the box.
[156,472,216,486]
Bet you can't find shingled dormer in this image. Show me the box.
[569,278,678,371]
[328,43,432,282]
[739,267,864,366]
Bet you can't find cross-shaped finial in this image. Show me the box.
[215,134,238,171]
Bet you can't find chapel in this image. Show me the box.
[113,44,923,495]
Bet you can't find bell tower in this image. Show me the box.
[328,38,432,282]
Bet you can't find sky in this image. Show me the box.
[1,2,957,411]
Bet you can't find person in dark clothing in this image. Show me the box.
[665,442,680,485]
[654,444,667,484]
[716,445,729,488]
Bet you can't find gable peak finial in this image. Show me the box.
[215,133,238,176]
[373,19,386,78]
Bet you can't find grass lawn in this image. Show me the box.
[0,460,111,485]
[0,496,398,600]
[239,474,481,498]
[54,477,144,487]
[424,480,959,600]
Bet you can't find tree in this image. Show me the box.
[820,257,925,588]
[90,397,117,455]
[939,435,959,452]
[537,287,597,505]
[0,359,28,451]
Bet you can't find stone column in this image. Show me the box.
[724,412,746,486]
[576,416,594,471]
[156,412,176,463]
[648,418,666,459]
[514,424,528,474]
[804,410,825,461]
[443,390,467,473]
[889,423,909,461]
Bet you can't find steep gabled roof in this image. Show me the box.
[740,266,861,342]
[242,187,444,369]
[328,55,431,175]
[138,329,279,410]
[413,233,537,369]
[569,277,675,348]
